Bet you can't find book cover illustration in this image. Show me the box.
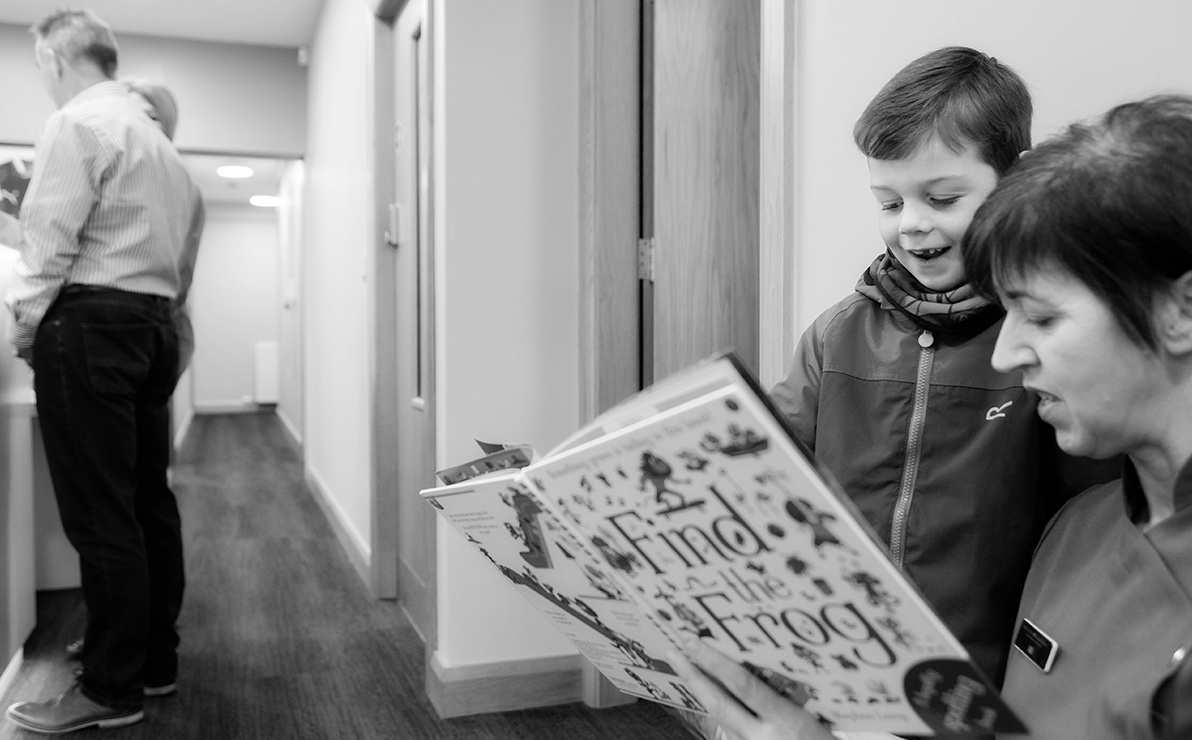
[424,473,707,712]
[0,154,32,218]
[524,379,1024,736]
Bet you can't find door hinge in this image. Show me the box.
[385,203,402,247]
[638,237,655,282]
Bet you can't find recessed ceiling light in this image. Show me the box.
[250,195,280,207]
[217,165,253,179]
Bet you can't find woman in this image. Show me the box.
[672,95,1192,739]
[123,76,204,378]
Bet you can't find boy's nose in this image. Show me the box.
[899,203,931,234]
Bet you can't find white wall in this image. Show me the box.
[277,161,306,445]
[190,207,281,411]
[795,0,1192,334]
[0,23,307,157]
[433,0,582,667]
[304,0,375,560]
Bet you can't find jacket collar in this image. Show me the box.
[1122,456,1192,524]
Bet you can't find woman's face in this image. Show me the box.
[131,90,164,134]
[992,266,1167,459]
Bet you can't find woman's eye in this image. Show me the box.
[1025,314,1055,329]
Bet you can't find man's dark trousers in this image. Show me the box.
[32,285,185,711]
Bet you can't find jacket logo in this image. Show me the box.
[986,401,1013,421]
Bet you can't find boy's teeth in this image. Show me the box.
[913,247,948,259]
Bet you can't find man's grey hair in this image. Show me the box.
[32,9,118,79]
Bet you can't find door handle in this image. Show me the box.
[385,203,402,247]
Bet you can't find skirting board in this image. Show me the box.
[193,400,262,414]
[303,469,371,588]
[0,649,23,702]
[275,407,302,453]
[173,407,193,451]
[426,650,587,718]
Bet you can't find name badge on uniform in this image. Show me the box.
[1014,618,1058,673]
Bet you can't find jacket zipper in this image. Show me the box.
[891,330,934,568]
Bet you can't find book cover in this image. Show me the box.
[423,352,1026,736]
[423,471,706,711]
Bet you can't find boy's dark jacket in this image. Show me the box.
[769,255,1117,685]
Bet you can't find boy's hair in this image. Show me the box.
[32,9,119,79]
[963,94,1192,350]
[854,46,1031,175]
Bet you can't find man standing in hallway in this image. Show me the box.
[4,9,201,734]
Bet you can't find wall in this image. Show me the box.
[0,246,38,685]
[303,0,375,561]
[190,206,281,411]
[0,23,306,157]
[794,0,1192,334]
[433,0,582,667]
[277,161,306,445]
[172,367,194,449]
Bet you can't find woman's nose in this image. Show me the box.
[992,318,1034,373]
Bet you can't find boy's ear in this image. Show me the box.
[1158,270,1192,356]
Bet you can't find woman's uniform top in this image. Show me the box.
[999,458,1192,739]
[770,253,1057,685]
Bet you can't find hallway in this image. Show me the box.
[0,413,695,739]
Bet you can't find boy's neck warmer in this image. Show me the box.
[857,251,1004,343]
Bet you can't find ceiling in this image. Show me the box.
[183,154,289,207]
[0,1,325,48]
[0,4,317,208]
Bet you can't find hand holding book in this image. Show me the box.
[670,638,837,740]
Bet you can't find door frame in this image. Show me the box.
[369,0,410,602]
[758,0,797,387]
[370,0,439,648]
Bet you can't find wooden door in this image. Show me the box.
[643,0,761,383]
[393,0,436,644]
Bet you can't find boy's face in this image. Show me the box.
[868,136,1000,292]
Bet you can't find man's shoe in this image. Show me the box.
[64,639,83,660]
[6,683,142,734]
[143,682,176,698]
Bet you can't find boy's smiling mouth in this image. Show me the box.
[907,246,951,260]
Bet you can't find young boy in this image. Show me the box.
[769,46,1072,686]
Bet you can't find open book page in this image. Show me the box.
[422,471,707,712]
[519,357,1024,736]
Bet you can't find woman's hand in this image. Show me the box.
[669,639,837,740]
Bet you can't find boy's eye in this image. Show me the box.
[880,201,901,212]
[930,196,960,207]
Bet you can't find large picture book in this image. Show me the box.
[420,351,1026,736]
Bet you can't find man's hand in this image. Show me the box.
[0,210,22,248]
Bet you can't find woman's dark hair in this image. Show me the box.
[963,94,1192,350]
[854,46,1032,175]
